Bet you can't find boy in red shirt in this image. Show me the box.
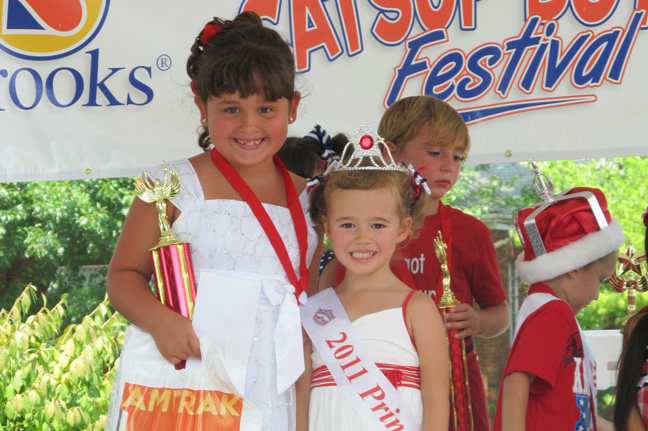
[493,166,625,431]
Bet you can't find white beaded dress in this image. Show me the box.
[150,159,318,430]
[308,296,423,430]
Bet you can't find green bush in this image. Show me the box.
[0,285,127,430]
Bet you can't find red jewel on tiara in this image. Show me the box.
[359,134,373,149]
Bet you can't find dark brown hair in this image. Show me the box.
[187,12,297,151]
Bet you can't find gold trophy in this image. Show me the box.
[434,232,473,431]
[610,242,647,316]
[135,162,198,322]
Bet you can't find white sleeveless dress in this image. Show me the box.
[150,159,318,430]
[308,299,424,430]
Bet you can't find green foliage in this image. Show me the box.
[451,156,648,331]
[577,286,648,330]
[0,285,127,431]
[0,178,133,322]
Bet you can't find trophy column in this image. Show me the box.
[135,163,198,368]
[434,233,473,431]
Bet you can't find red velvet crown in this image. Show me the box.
[514,186,625,284]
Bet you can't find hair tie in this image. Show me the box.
[306,159,339,192]
[642,205,648,227]
[406,164,431,200]
[304,124,339,164]
[200,23,222,46]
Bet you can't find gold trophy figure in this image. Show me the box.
[610,242,647,316]
[434,232,473,431]
[135,162,197,324]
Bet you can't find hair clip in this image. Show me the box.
[200,23,222,46]
[406,164,431,200]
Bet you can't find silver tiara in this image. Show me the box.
[335,123,409,172]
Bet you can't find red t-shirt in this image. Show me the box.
[493,284,595,431]
[391,205,507,307]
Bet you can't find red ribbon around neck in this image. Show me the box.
[210,149,310,301]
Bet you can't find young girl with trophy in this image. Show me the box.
[107,11,320,430]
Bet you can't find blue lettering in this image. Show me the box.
[0,69,6,111]
[10,68,42,110]
[519,20,557,93]
[456,45,502,100]
[424,50,463,100]
[573,29,620,87]
[543,32,590,90]
[127,66,154,106]
[46,67,84,108]
[497,16,543,98]
[608,10,645,83]
[83,48,125,106]
[385,29,447,106]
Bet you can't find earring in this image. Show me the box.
[289,116,294,122]
[202,119,207,124]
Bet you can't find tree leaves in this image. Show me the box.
[0,286,127,430]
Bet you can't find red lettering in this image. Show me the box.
[637,0,648,28]
[371,0,414,44]
[525,0,618,25]
[291,0,343,71]
[340,355,362,371]
[525,0,569,21]
[337,0,362,54]
[572,0,618,25]
[240,0,281,23]
[458,0,477,29]
[358,384,386,401]
[326,331,348,349]
[415,0,456,30]
[334,344,354,359]
[347,367,368,382]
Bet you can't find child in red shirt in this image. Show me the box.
[493,166,625,431]
[380,96,509,430]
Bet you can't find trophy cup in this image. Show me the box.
[434,232,473,431]
[135,163,198,348]
[610,242,647,316]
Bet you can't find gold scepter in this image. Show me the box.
[434,232,473,431]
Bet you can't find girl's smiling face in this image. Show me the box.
[323,187,411,279]
[195,91,299,170]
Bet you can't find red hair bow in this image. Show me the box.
[201,23,222,46]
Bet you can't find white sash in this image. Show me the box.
[514,293,597,431]
[301,288,420,431]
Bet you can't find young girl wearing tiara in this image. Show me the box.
[107,12,320,429]
[298,125,450,430]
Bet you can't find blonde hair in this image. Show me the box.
[378,95,470,156]
[309,163,429,238]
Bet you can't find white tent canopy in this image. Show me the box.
[1,1,647,182]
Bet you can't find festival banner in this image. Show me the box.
[1,1,647,182]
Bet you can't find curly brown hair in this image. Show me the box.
[187,12,297,151]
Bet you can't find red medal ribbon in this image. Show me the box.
[210,149,310,301]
